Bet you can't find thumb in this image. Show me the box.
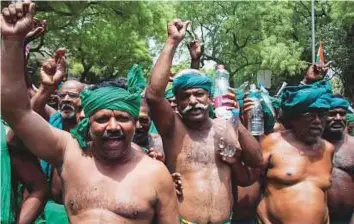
[180,21,191,34]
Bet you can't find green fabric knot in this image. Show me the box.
[70,86,141,149]
[347,113,354,123]
[172,71,212,96]
[281,80,332,119]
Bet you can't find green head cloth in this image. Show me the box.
[165,82,174,99]
[281,80,332,119]
[172,69,212,96]
[127,64,147,91]
[330,97,350,110]
[70,86,141,149]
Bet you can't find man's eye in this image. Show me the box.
[96,117,109,123]
[117,116,130,122]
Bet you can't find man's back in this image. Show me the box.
[327,134,354,222]
[60,137,177,223]
[258,131,333,224]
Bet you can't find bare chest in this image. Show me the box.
[268,149,332,189]
[61,158,155,219]
[333,146,354,175]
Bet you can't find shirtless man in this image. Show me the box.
[146,19,263,223]
[1,2,178,223]
[257,81,334,224]
[322,96,354,224]
[133,99,165,162]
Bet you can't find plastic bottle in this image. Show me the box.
[213,65,232,119]
[225,109,240,157]
[248,84,264,135]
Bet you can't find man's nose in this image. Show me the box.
[107,117,120,131]
[189,95,197,106]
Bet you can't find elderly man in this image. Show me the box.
[257,81,334,224]
[1,2,178,223]
[322,96,354,224]
[146,19,263,223]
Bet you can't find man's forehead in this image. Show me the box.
[179,88,207,94]
[329,108,346,112]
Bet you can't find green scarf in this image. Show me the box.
[70,86,141,149]
[330,97,350,110]
[281,80,332,119]
[347,113,354,123]
[172,72,212,96]
[1,120,15,223]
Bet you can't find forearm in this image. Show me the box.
[231,161,260,187]
[1,40,31,123]
[31,85,57,120]
[148,40,178,97]
[190,58,200,69]
[16,189,48,224]
[238,124,264,168]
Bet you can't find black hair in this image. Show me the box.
[89,77,127,90]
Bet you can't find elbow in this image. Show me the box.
[145,86,164,104]
[235,168,261,187]
[31,180,50,202]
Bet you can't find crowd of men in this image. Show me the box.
[1,1,353,224]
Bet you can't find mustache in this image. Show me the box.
[102,129,125,140]
[60,103,75,111]
[181,103,208,114]
[329,120,346,128]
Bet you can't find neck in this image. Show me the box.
[90,143,135,166]
[133,134,150,148]
[183,117,212,131]
[63,117,77,131]
[322,130,344,143]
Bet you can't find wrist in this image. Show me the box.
[166,38,180,47]
[39,84,57,95]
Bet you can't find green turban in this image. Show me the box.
[281,80,332,119]
[71,86,141,149]
[127,64,146,91]
[330,97,350,110]
[172,70,212,96]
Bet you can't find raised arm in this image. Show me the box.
[145,19,190,136]
[31,48,66,120]
[188,35,203,69]
[1,1,68,166]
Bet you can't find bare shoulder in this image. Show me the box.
[346,134,354,147]
[261,131,285,152]
[321,138,335,154]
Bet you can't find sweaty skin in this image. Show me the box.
[146,19,263,223]
[327,135,354,223]
[0,2,179,223]
[257,131,334,224]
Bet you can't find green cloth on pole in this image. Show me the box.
[281,80,332,119]
[148,121,158,134]
[172,73,212,96]
[1,120,15,224]
[71,86,141,149]
[330,97,350,110]
[270,97,281,109]
[127,64,147,90]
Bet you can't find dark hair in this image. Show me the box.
[89,77,127,90]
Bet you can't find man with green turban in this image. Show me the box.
[257,81,335,224]
[1,4,179,223]
[146,19,263,224]
[322,95,354,224]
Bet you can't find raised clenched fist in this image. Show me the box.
[167,19,191,45]
[1,0,36,41]
[40,48,66,87]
